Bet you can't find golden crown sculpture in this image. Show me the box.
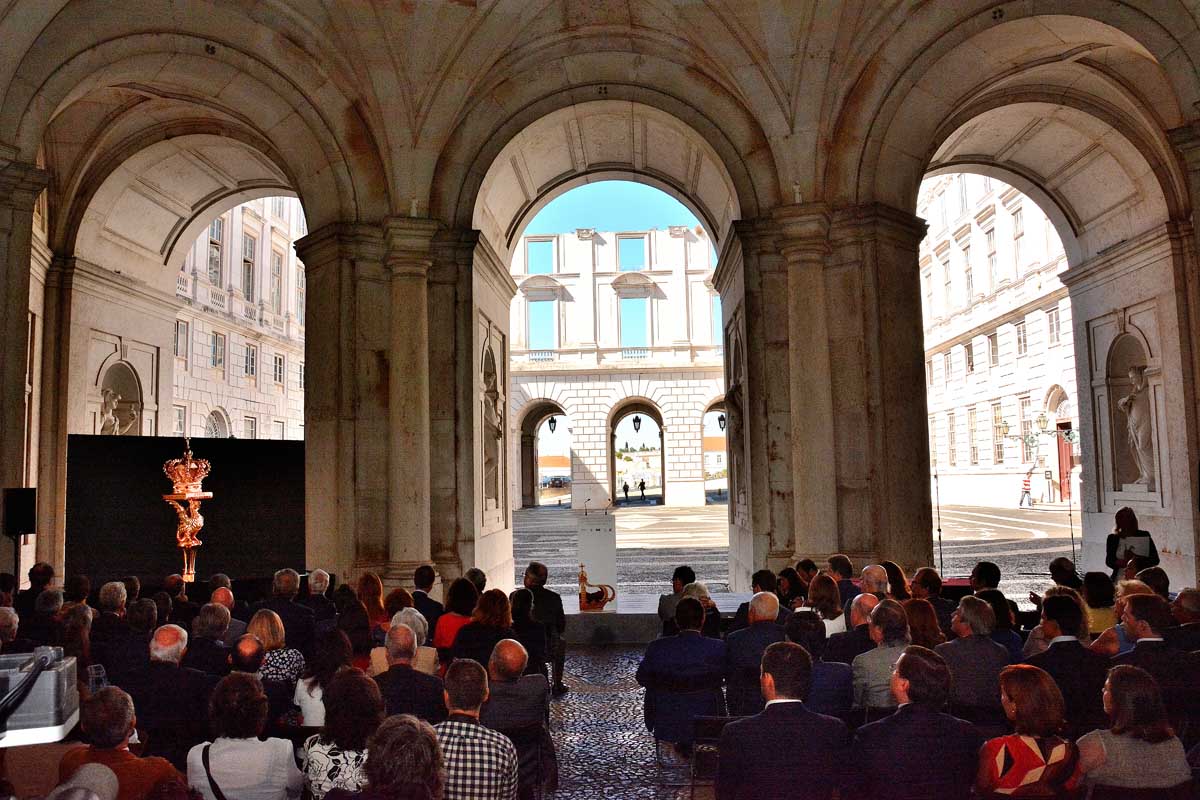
[163,442,212,494]
[163,438,213,582]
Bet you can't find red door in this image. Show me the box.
[1056,422,1073,501]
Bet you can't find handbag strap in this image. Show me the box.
[201,744,231,800]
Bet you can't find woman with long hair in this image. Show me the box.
[450,588,516,665]
[432,578,479,665]
[976,665,1080,797]
[357,572,389,633]
[1082,571,1116,634]
[295,628,353,727]
[1077,666,1191,791]
[302,668,385,800]
[901,598,945,649]
[806,574,845,636]
[776,568,805,610]
[338,600,375,670]
[881,561,911,601]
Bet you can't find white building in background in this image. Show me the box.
[507,226,725,509]
[173,197,306,440]
[921,174,1080,507]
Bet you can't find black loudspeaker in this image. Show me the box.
[2,488,36,539]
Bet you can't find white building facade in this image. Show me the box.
[921,174,1080,508]
[173,197,306,440]
[507,226,724,509]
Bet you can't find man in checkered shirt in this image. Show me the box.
[435,658,519,800]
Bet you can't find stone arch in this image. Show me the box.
[96,360,143,436]
[516,399,568,509]
[203,407,231,439]
[607,396,665,506]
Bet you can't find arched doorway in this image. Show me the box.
[702,400,728,504]
[609,399,665,507]
[517,400,568,508]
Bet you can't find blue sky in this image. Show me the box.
[524,181,703,235]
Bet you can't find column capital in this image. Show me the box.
[293,222,384,273]
[773,202,832,260]
[1168,121,1200,170]
[0,159,49,209]
[830,202,927,250]
[384,216,440,278]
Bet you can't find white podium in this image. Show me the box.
[576,510,617,612]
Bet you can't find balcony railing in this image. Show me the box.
[176,273,190,296]
[243,303,258,320]
[208,288,227,311]
[528,350,555,362]
[621,347,649,359]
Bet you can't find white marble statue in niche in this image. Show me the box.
[1116,365,1155,491]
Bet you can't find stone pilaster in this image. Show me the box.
[775,203,839,562]
[0,160,48,491]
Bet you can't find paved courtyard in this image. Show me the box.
[514,502,1081,608]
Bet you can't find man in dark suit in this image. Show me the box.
[251,567,315,657]
[827,554,860,606]
[854,645,983,799]
[180,603,231,676]
[724,592,786,715]
[412,564,444,634]
[210,587,247,646]
[910,567,956,636]
[637,598,725,752]
[784,610,852,717]
[935,595,1010,713]
[524,561,567,695]
[162,574,199,630]
[1113,593,1200,691]
[481,638,558,795]
[13,561,53,622]
[298,568,337,623]
[90,581,132,653]
[373,621,446,723]
[96,598,156,690]
[727,570,791,634]
[126,624,218,770]
[1168,588,1200,651]
[824,593,879,664]
[717,641,852,800]
[1025,594,1108,737]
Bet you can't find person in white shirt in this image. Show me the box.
[187,672,302,800]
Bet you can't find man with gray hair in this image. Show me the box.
[252,567,315,657]
[852,599,911,709]
[21,587,64,645]
[210,586,247,645]
[130,624,218,769]
[373,622,446,723]
[300,568,336,622]
[0,607,31,654]
[91,581,130,653]
[935,594,1010,713]
[181,603,231,676]
[842,564,888,618]
[724,591,786,715]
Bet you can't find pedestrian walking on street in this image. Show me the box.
[639,479,646,501]
[623,481,630,502]
[1019,469,1034,508]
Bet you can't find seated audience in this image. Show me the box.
[337,599,374,669]
[935,595,1009,715]
[1028,557,1083,613]
[451,588,517,665]
[323,715,445,800]
[210,587,247,646]
[1168,587,1200,651]
[976,588,1024,663]
[775,567,804,610]
[823,593,879,664]
[295,628,353,727]
[433,578,479,664]
[356,572,389,641]
[58,687,182,800]
[60,602,94,678]
[717,641,852,800]
[64,573,92,607]
[98,598,156,688]
[435,659,519,800]
[0,606,33,654]
[795,558,820,593]
[826,554,860,606]
[784,611,852,716]
[658,565,694,634]
[249,608,305,685]
[728,570,790,633]
[976,665,1081,797]
[852,599,910,710]
[22,587,63,645]
[161,575,196,629]
[724,592,786,715]
[522,561,566,696]
[384,587,413,622]
[231,633,266,674]
[90,581,130,653]
[1113,593,1200,692]
[901,598,945,649]
[910,567,955,635]
[464,567,488,595]
[412,564,444,635]
[46,762,120,800]
[846,564,888,617]
[14,560,54,621]
[806,574,846,637]
[1024,594,1108,738]
[300,569,337,623]
[252,568,316,659]
[881,560,911,601]
[128,624,217,770]
[369,608,436,677]
[854,646,983,800]
[186,672,302,800]
[180,604,231,677]
[1077,665,1191,791]
[373,622,446,723]
[1080,571,1116,633]
[1021,585,1090,658]
[302,669,383,800]
[971,561,1021,621]
[1137,565,1172,600]
[636,597,725,751]
[481,639,558,795]
[681,581,722,638]
[152,591,172,629]
[508,588,548,678]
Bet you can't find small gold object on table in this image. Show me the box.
[578,563,616,612]
[162,437,212,583]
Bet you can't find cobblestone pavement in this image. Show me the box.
[515,504,1078,609]
[550,645,706,799]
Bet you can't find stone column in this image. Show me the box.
[0,160,48,491]
[776,204,839,560]
[382,218,439,583]
[294,223,389,584]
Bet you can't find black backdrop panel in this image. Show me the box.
[66,435,304,583]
